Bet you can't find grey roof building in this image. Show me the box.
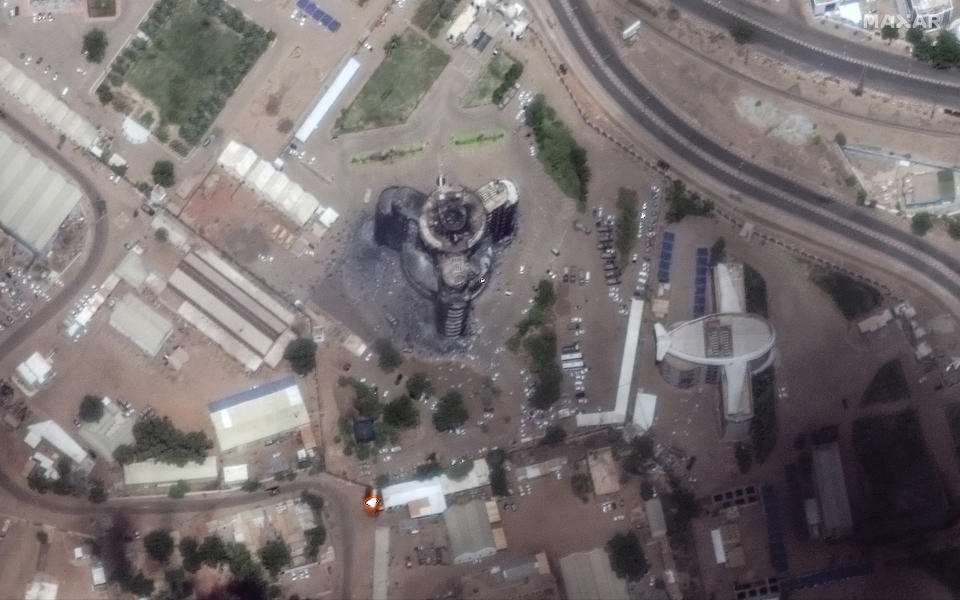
[443,500,496,564]
[559,548,629,600]
[812,442,853,539]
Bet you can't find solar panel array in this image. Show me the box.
[785,463,810,541]
[787,561,874,591]
[657,231,675,283]
[761,484,790,573]
[297,0,340,31]
[693,247,709,317]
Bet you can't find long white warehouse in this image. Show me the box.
[294,57,361,143]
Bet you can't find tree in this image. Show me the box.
[881,24,899,40]
[283,338,317,375]
[36,530,48,544]
[226,542,262,580]
[406,372,433,399]
[154,227,169,243]
[113,416,212,466]
[88,483,108,503]
[912,212,934,236]
[729,20,754,44]
[95,83,114,105]
[383,395,419,429]
[374,338,403,373]
[735,443,753,474]
[605,532,649,581]
[414,460,444,480]
[709,238,726,267]
[168,479,190,499]
[144,530,175,563]
[151,160,176,188]
[82,28,108,63]
[180,537,202,572]
[665,179,713,223]
[571,473,593,500]
[947,216,960,240]
[242,479,262,492]
[304,526,326,560]
[258,539,291,578]
[198,535,228,567]
[542,424,567,445]
[445,459,474,481]
[906,26,925,45]
[79,395,104,423]
[433,391,468,431]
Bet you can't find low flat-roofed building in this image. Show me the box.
[77,398,135,462]
[444,500,497,564]
[223,464,249,486]
[587,448,620,496]
[812,442,853,539]
[208,375,310,451]
[559,548,629,600]
[516,457,567,482]
[24,579,59,600]
[382,478,447,518]
[13,352,54,396]
[207,497,318,565]
[461,552,558,600]
[857,309,893,334]
[123,456,219,487]
[646,497,667,538]
[108,293,174,358]
[441,459,490,495]
[25,420,89,467]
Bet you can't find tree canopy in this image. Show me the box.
[79,395,104,423]
[912,212,935,236]
[375,338,403,372]
[605,532,649,581]
[665,179,714,223]
[542,424,567,445]
[383,394,419,429]
[112,416,212,466]
[168,479,190,499]
[433,390,468,431]
[151,160,176,188]
[83,28,108,63]
[144,530,175,563]
[258,539,291,578]
[283,338,317,375]
[525,94,590,207]
[406,372,433,399]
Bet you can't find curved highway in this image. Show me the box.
[547,0,960,298]
[668,0,960,104]
[0,110,108,358]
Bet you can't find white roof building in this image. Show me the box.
[24,581,59,600]
[0,130,83,249]
[25,420,88,465]
[382,478,447,518]
[208,376,310,451]
[14,352,54,394]
[123,456,219,487]
[223,464,250,485]
[217,141,321,226]
[0,57,99,149]
[294,57,362,143]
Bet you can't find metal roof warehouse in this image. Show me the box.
[0,130,83,250]
[208,375,310,451]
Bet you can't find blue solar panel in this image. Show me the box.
[320,13,333,24]
[297,0,308,7]
[328,19,341,31]
[309,6,322,18]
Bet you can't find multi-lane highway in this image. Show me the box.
[545,0,960,302]
[669,0,960,105]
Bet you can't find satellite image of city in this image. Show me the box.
[3,0,960,598]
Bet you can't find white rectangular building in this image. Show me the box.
[294,57,361,143]
[208,375,311,451]
[108,293,174,358]
[123,456,219,487]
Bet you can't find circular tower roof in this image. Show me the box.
[418,185,486,254]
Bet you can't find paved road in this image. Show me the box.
[668,0,960,105]
[0,110,109,359]
[549,0,960,299]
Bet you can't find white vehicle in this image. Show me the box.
[60,86,69,97]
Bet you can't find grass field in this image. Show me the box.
[126,2,242,125]
[335,29,449,134]
[450,128,505,148]
[350,142,426,164]
[412,0,462,38]
[462,53,518,108]
[860,359,910,406]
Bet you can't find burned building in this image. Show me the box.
[374,178,518,337]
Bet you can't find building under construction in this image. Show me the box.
[374,178,518,337]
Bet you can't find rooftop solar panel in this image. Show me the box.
[328,19,341,31]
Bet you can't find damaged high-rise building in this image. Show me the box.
[373,178,519,337]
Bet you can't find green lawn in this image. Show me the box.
[350,142,426,164]
[412,0,463,38]
[462,53,518,108]
[126,2,242,125]
[450,128,505,148]
[335,29,450,134]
